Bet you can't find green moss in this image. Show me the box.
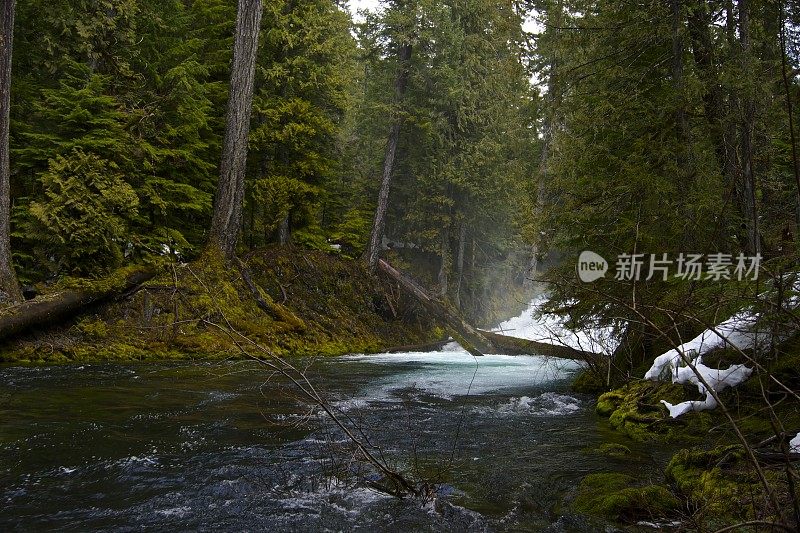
[573,473,679,522]
[595,380,712,442]
[1,245,441,363]
[596,443,632,459]
[665,445,760,521]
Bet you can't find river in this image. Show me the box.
[1,341,667,531]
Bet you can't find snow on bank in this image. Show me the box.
[791,433,800,454]
[644,313,759,418]
[658,359,753,417]
[644,311,764,381]
[493,297,618,354]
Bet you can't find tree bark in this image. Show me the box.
[0,0,20,305]
[738,0,761,255]
[779,1,800,232]
[438,225,450,298]
[207,0,262,258]
[366,42,413,270]
[688,0,746,250]
[525,0,562,288]
[672,0,691,195]
[278,214,289,245]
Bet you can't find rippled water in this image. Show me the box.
[0,348,665,531]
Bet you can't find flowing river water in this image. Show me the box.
[1,310,670,531]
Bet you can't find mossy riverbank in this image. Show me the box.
[570,364,800,529]
[0,246,444,364]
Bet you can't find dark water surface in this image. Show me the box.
[0,350,665,531]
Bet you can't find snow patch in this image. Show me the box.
[644,311,763,381]
[645,314,759,418]
[790,432,800,454]
[493,296,617,355]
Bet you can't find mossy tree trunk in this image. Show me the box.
[207,0,262,258]
[0,0,21,305]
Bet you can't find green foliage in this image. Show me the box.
[26,150,139,274]
[331,208,372,256]
[245,0,356,247]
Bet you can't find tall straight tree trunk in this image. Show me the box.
[688,0,744,249]
[738,0,760,255]
[673,0,690,180]
[779,1,800,232]
[0,0,21,304]
[524,0,562,288]
[366,42,412,270]
[207,0,262,258]
[438,225,450,298]
[453,221,466,309]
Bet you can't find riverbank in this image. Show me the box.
[0,247,446,364]
[569,350,800,529]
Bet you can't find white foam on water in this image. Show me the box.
[156,506,192,518]
[493,392,581,416]
[343,350,582,400]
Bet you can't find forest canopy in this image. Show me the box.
[3,0,800,334]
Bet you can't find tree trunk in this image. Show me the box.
[779,1,800,232]
[672,0,691,196]
[453,221,466,310]
[0,0,20,305]
[738,0,761,255]
[376,259,494,356]
[366,42,413,270]
[376,259,597,361]
[207,0,262,258]
[278,214,289,245]
[688,0,745,249]
[438,225,449,298]
[525,0,562,288]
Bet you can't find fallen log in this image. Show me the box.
[374,338,451,354]
[478,330,599,361]
[377,259,600,361]
[0,266,155,343]
[377,259,495,356]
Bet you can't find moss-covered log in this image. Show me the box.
[478,329,598,361]
[0,266,154,343]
